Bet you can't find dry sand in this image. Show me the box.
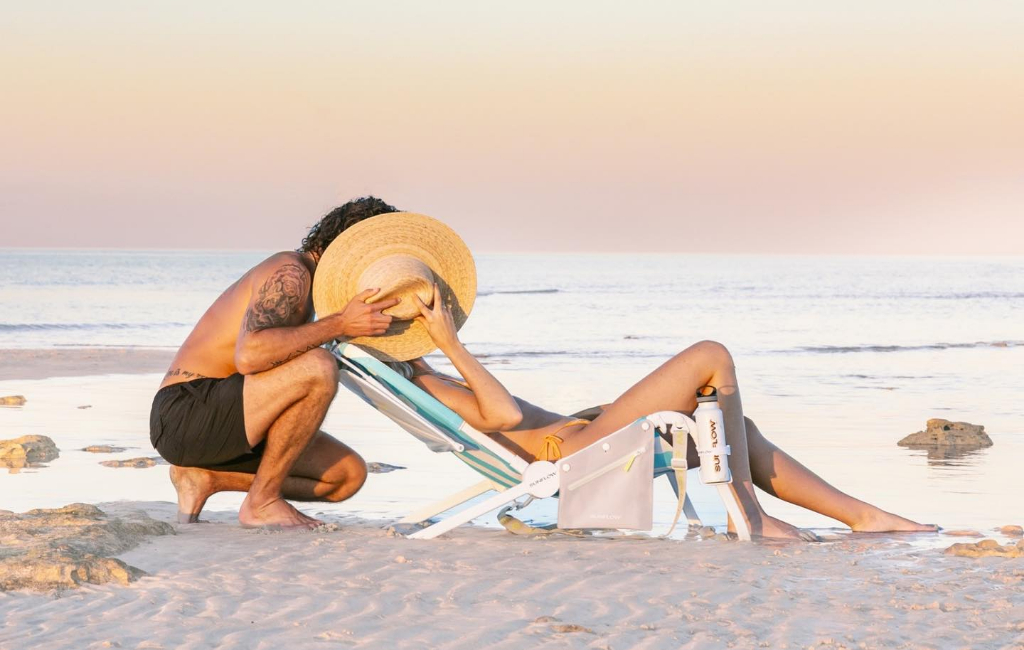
[0,348,175,381]
[0,502,1022,650]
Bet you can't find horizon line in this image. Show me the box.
[1,246,1023,260]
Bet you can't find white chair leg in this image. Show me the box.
[664,470,703,528]
[715,483,751,541]
[409,482,530,540]
[409,462,560,540]
[398,479,497,524]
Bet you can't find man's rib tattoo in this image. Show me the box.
[243,263,309,333]
[165,368,208,380]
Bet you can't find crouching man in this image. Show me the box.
[149,197,400,529]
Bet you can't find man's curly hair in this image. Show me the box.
[299,196,399,258]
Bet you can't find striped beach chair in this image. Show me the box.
[330,343,750,540]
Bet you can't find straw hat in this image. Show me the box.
[312,212,477,362]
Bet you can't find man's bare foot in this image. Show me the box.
[239,494,323,530]
[170,465,215,524]
[852,509,938,533]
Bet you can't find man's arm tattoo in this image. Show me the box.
[243,263,309,333]
[269,342,323,368]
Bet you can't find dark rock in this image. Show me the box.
[0,435,60,470]
[898,419,992,449]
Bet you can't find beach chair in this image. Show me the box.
[330,343,751,541]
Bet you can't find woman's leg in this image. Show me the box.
[571,340,807,539]
[744,418,935,532]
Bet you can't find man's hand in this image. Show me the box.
[334,288,400,338]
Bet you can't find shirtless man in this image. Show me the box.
[149,197,400,529]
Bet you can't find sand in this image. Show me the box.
[1,349,1023,649]
[0,501,1021,649]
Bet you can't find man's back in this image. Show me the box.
[160,251,313,388]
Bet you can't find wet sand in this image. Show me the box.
[0,348,175,381]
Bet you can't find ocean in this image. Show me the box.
[1,249,1022,537]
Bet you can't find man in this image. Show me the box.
[149,197,400,529]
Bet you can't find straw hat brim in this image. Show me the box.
[312,212,476,362]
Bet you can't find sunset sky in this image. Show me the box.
[2,2,1022,254]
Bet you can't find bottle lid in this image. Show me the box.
[695,385,718,403]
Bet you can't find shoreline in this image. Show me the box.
[0,348,176,381]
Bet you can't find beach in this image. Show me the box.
[2,252,1023,648]
[2,346,1023,650]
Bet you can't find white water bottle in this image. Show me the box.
[694,386,732,484]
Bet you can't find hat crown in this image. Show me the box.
[356,254,434,320]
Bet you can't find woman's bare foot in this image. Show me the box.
[730,512,818,541]
[851,509,938,533]
[239,494,323,530]
[169,465,215,524]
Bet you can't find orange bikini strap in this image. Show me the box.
[540,435,564,462]
[538,419,590,462]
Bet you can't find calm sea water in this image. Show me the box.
[1,249,1022,537]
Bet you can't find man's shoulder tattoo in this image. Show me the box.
[243,262,310,333]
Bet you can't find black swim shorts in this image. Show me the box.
[149,374,264,474]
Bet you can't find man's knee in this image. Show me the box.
[294,348,339,392]
[324,454,368,502]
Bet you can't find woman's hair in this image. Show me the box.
[299,196,399,257]
[386,361,415,380]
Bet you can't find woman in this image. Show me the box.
[402,284,935,540]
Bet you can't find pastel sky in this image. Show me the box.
[2,2,1022,254]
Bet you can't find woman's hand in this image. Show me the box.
[413,284,460,351]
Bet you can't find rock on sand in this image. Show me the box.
[898,419,993,449]
[0,503,173,591]
[944,538,1024,559]
[0,395,27,406]
[0,435,60,469]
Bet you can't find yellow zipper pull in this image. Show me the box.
[623,452,638,473]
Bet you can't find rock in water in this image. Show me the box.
[0,395,27,406]
[897,419,993,449]
[99,457,160,468]
[0,503,174,591]
[83,445,128,453]
[0,435,60,469]
[366,461,406,474]
[999,524,1024,538]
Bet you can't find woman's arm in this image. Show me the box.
[413,285,522,431]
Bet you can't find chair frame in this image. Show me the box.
[330,343,750,540]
